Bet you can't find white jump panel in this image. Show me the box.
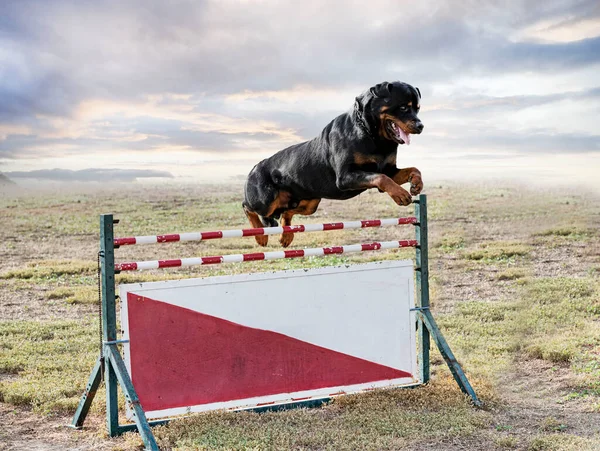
[120,260,417,419]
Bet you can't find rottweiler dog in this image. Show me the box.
[243,81,424,247]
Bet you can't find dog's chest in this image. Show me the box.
[352,151,396,171]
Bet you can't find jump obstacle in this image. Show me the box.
[71,194,480,451]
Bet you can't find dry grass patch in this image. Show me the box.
[434,234,466,251]
[534,227,595,240]
[495,435,519,449]
[464,242,530,262]
[46,286,98,304]
[527,433,597,451]
[539,417,568,433]
[526,341,576,364]
[150,376,491,451]
[496,268,527,281]
[0,260,96,280]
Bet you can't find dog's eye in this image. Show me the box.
[399,105,408,112]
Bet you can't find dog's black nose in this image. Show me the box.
[414,121,424,133]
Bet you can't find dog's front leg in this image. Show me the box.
[386,167,423,196]
[336,170,413,206]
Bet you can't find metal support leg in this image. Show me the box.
[70,357,103,428]
[419,309,482,407]
[106,345,159,450]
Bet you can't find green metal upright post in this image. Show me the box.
[413,195,482,406]
[100,214,120,436]
[415,194,430,384]
[72,215,159,450]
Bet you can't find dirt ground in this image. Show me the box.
[1,181,599,450]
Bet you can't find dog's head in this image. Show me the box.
[356,81,423,145]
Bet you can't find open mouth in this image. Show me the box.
[386,120,410,145]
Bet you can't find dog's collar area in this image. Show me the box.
[353,101,377,142]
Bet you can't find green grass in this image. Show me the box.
[0,319,100,413]
[2,183,600,449]
[438,277,600,380]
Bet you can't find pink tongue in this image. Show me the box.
[399,128,410,145]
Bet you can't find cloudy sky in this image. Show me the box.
[1,0,599,189]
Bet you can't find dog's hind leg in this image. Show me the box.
[279,199,321,248]
[243,206,270,246]
[243,166,292,246]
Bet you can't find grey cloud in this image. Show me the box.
[3,0,600,118]
[425,87,600,116]
[496,36,600,71]
[0,115,296,158]
[0,66,81,121]
[5,168,174,182]
[422,130,600,154]
[1,0,600,164]
[450,153,526,161]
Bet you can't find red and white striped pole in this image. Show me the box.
[115,240,418,272]
[114,217,417,247]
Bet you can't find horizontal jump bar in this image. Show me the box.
[115,239,418,271]
[113,217,417,247]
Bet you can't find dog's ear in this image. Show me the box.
[415,87,421,98]
[370,82,392,99]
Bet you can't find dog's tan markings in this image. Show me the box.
[370,175,412,206]
[377,106,392,138]
[286,199,321,216]
[279,199,321,247]
[383,152,397,167]
[391,168,414,185]
[378,113,392,140]
[379,113,411,140]
[407,101,412,107]
[265,190,292,217]
[385,115,411,133]
[244,207,269,246]
[392,167,423,196]
[353,152,379,166]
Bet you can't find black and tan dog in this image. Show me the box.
[243,81,424,247]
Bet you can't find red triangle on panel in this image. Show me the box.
[127,293,412,412]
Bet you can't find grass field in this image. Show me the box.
[1,181,600,450]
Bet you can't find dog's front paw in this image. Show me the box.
[389,186,413,206]
[409,172,423,196]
